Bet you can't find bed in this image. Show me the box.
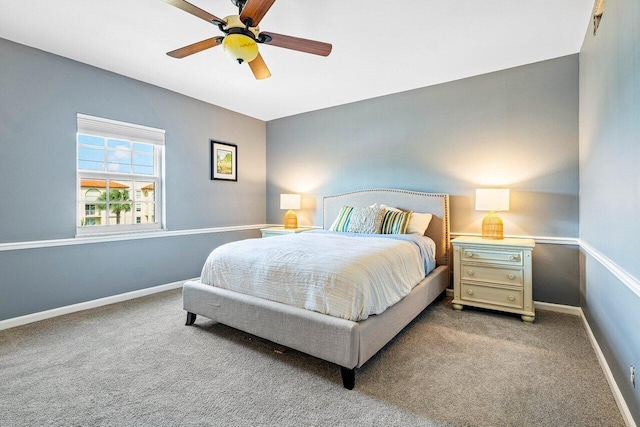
[182,188,450,389]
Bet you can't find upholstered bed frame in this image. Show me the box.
[182,189,450,389]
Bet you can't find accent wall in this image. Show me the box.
[266,54,580,306]
[0,38,266,321]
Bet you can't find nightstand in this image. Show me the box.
[452,236,535,322]
[260,226,315,238]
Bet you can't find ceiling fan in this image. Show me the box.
[162,0,332,80]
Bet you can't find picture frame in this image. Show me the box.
[593,0,604,36]
[210,140,237,181]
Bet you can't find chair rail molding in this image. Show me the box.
[580,240,640,299]
[0,224,268,252]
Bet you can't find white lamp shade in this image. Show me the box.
[475,189,510,211]
[280,194,301,210]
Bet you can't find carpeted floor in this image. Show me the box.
[0,289,624,426]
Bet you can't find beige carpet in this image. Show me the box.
[0,289,624,426]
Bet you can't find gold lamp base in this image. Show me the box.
[284,209,298,229]
[482,211,504,240]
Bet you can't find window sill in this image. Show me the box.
[75,228,166,239]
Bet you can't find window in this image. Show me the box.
[77,114,165,235]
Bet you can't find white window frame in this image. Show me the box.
[76,114,166,236]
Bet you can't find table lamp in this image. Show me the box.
[280,194,301,229]
[475,189,510,240]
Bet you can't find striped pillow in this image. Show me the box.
[380,210,413,234]
[330,206,354,232]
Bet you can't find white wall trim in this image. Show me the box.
[450,232,579,246]
[533,301,582,315]
[445,287,633,425]
[265,224,322,229]
[581,240,640,299]
[451,233,640,300]
[0,224,268,252]
[1,228,575,252]
[445,289,583,315]
[580,307,637,427]
[0,278,194,331]
[4,229,636,301]
[1,254,635,425]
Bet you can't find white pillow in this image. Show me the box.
[380,204,433,235]
[407,212,433,235]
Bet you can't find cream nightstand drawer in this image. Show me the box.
[461,247,523,266]
[461,283,524,310]
[461,264,524,286]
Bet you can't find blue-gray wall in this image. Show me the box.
[0,38,266,321]
[266,55,580,306]
[3,18,637,422]
[579,0,640,421]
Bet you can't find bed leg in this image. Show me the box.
[185,312,197,326]
[341,367,355,390]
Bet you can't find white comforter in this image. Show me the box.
[200,231,436,321]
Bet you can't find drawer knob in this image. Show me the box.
[467,252,474,257]
[467,269,474,276]
[467,289,474,295]
[508,274,515,280]
[508,295,515,301]
[508,255,514,260]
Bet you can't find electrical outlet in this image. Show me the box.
[631,365,636,388]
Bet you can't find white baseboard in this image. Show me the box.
[533,301,582,316]
[445,287,634,425]
[0,278,194,331]
[580,309,636,427]
[446,289,582,316]
[2,283,636,425]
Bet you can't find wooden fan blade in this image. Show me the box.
[167,37,224,58]
[248,53,271,80]
[239,0,275,26]
[162,0,226,25]
[260,32,332,56]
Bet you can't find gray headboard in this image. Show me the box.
[323,189,451,267]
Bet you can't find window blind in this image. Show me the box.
[77,113,165,146]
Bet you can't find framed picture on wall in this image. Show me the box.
[210,140,237,181]
[593,0,604,35]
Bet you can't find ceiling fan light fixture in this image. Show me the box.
[164,0,332,79]
[222,33,259,64]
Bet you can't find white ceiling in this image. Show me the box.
[1,0,593,121]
